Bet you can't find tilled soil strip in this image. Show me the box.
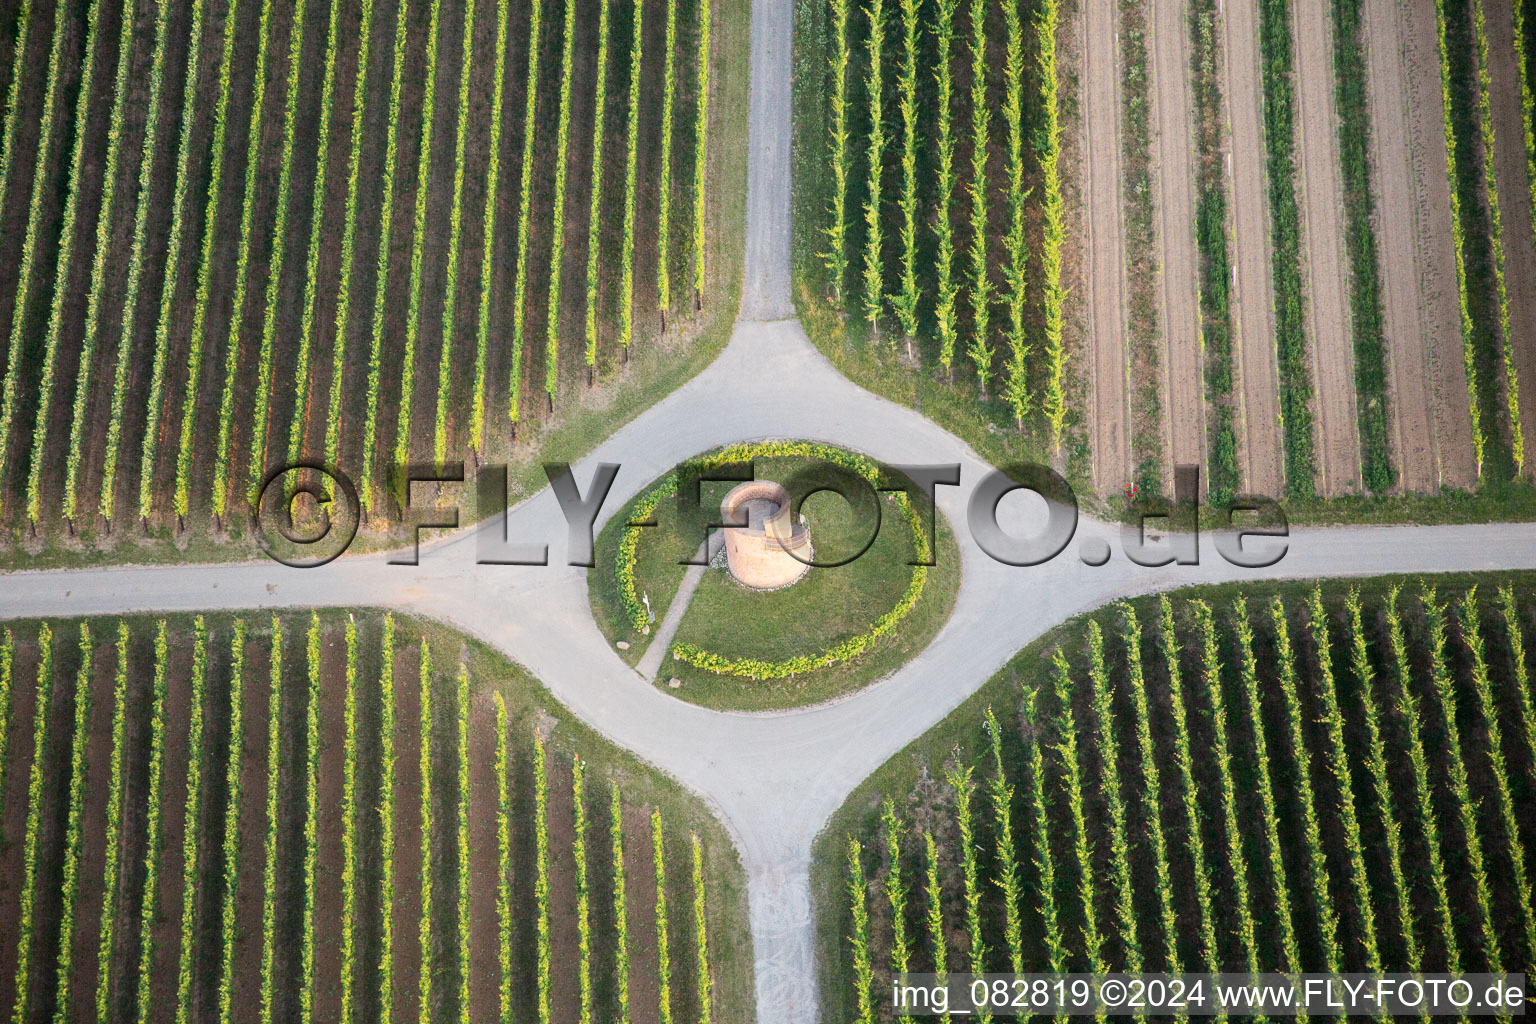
[1486,0,1536,479]
[1082,0,1132,492]
[1365,0,1446,492]
[1224,0,1285,499]
[1294,0,1364,495]
[1151,0,1206,480]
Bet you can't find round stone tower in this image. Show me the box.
[719,480,812,590]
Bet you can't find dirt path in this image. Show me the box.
[1223,0,1284,498]
[1294,0,1363,496]
[1364,0,1442,492]
[1486,0,1536,479]
[1081,0,1131,493]
[1404,0,1480,486]
[1151,0,1204,481]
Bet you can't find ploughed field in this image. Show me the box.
[0,611,745,1024]
[797,0,1536,505]
[818,578,1536,1021]
[0,0,720,539]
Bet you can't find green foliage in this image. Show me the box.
[535,732,552,1024]
[495,695,513,1023]
[1257,0,1316,496]
[471,0,514,449]
[287,0,349,466]
[932,0,960,374]
[1422,587,1502,972]
[0,631,11,859]
[947,765,989,1023]
[361,0,417,507]
[617,0,646,356]
[1306,588,1381,970]
[1050,648,1105,985]
[260,618,285,1022]
[964,0,993,391]
[1019,687,1066,978]
[1330,0,1396,492]
[692,0,711,304]
[1155,598,1219,978]
[921,832,948,1023]
[1037,0,1066,445]
[246,0,317,509]
[420,640,437,1024]
[0,0,79,516]
[343,620,361,1024]
[1516,0,1536,364]
[880,802,910,975]
[302,615,322,1024]
[824,0,851,304]
[983,710,1023,974]
[97,0,176,521]
[860,0,886,330]
[456,661,472,1024]
[1497,585,1536,771]
[1001,0,1028,421]
[1267,597,1341,972]
[1382,588,1460,969]
[611,783,631,1024]
[51,624,95,1024]
[1117,607,1178,972]
[545,0,581,402]
[215,620,247,1024]
[210,0,279,515]
[846,839,874,1024]
[0,0,32,276]
[693,834,713,1024]
[1343,591,1421,974]
[1432,0,1487,475]
[326,0,380,464]
[378,616,397,1022]
[26,0,110,523]
[1472,0,1525,472]
[575,756,594,1024]
[174,0,248,518]
[658,0,678,314]
[584,0,615,371]
[434,0,483,463]
[174,618,211,1024]
[653,810,673,1024]
[888,0,920,340]
[93,624,130,1024]
[1083,622,1140,974]
[132,622,170,1024]
[391,0,447,481]
[1231,601,1303,976]
[510,0,548,425]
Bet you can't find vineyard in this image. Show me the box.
[0,611,748,1024]
[0,0,744,544]
[817,576,1536,1020]
[794,0,1536,513]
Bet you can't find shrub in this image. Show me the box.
[259,618,285,1022]
[879,801,910,973]
[963,0,993,391]
[860,0,886,331]
[509,0,548,426]
[456,660,472,1024]
[1037,0,1066,446]
[617,0,646,357]
[495,695,513,1023]
[931,0,960,374]
[535,733,552,1024]
[51,623,96,1022]
[1018,687,1066,974]
[301,615,322,1024]
[419,640,437,1024]
[132,623,171,1024]
[325,0,382,464]
[433,0,483,463]
[657,0,678,315]
[1001,0,1029,422]
[921,831,946,986]
[574,757,594,1024]
[93,624,131,1024]
[888,0,920,341]
[692,835,713,1024]
[983,710,1023,974]
[342,620,361,1024]
[0,629,12,833]
[1050,648,1105,978]
[1497,585,1536,765]
[215,620,248,1024]
[98,0,177,522]
[378,617,398,1021]
[1084,622,1140,971]
[946,766,988,1020]
[846,838,874,1024]
[26,0,111,524]
[610,784,631,1024]
[174,618,212,1024]
[691,0,711,306]
[210,0,279,516]
[653,811,673,1024]
[470,0,515,450]
[583,0,615,372]
[544,0,581,403]
[10,623,54,1023]
[0,0,33,239]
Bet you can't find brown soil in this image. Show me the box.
[545,758,582,1024]
[1485,0,1536,480]
[621,803,663,1024]
[466,692,502,1024]
[145,635,196,1024]
[1294,0,1364,496]
[309,625,349,1022]
[229,630,272,1024]
[390,641,424,1024]
[1150,0,1205,478]
[1364,0,1448,493]
[1224,0,1285,498]
[1080,0,1132,492]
